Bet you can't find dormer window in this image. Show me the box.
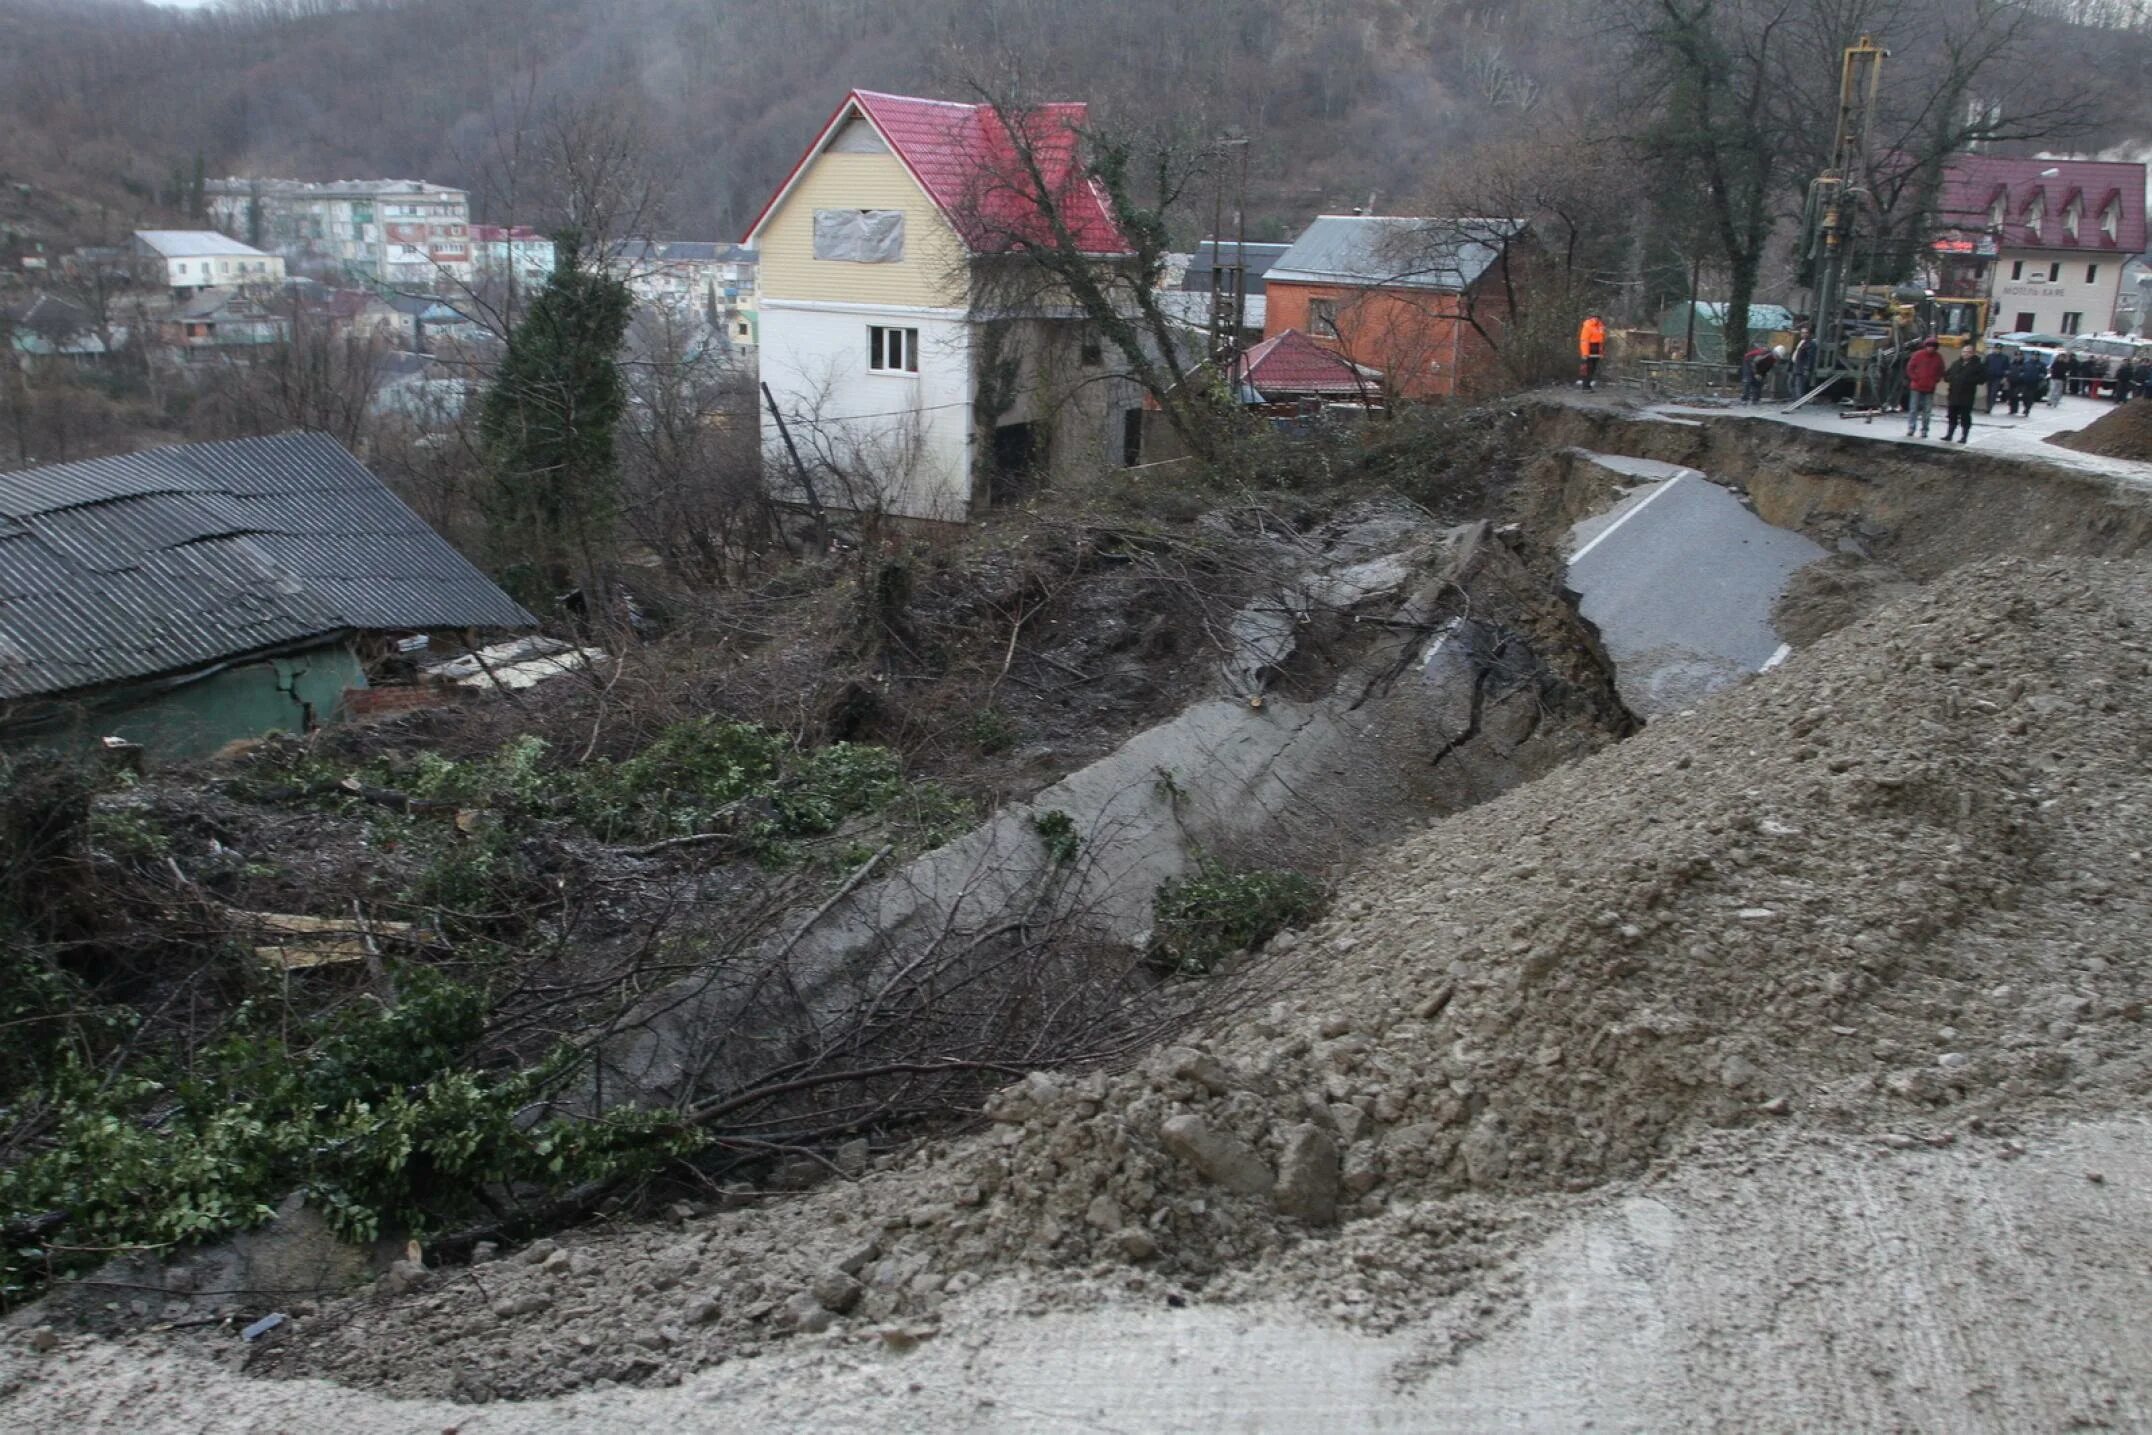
[2062,195,2082,240]
[2022,193,2044,233]
[2101,197,2121,241]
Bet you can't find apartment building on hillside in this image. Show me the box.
[206,178,473,289]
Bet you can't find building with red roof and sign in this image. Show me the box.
[1931,155,2149,338]
[742,90,1142,521]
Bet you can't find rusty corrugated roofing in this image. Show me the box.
[0,432,534,701]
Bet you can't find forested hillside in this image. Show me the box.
[4,0,2148,246]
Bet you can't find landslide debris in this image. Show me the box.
[2050,400,2152,462]
[249,557,2151,1402]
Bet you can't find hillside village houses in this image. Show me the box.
[609,240,760,345]
[1932,155,2150,336]
[131,230,285,297]
[204,177,473,287]
[743,89,1139,522]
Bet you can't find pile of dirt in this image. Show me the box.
[207,554,2152,1404]
[1770,552,1922,646]
[2050,400,2152,461]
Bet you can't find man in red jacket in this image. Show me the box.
[1905,338,1946,439]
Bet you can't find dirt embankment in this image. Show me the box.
[126,555,2132,1409]
[2050,400,2152,462]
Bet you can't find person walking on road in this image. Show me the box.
[1983,346,2011,413]
[1577,314,1606,390]
[2051,351,2074,401]
[2115,359,2139,404]
[1943,347,1984,444]
[1905,338,1945,438]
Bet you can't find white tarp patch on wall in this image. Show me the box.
[814,208,905,263]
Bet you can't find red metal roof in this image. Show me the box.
[1934,155,2147,254]
[743,90,1128,256]
[1232,328,1381,398]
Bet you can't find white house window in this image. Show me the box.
[2010,260,2024,280]
[2048,261,2062,282]
[2087,264,2099,284]
[869,325,919,373]
[1309,298,1340,336]
[2060,312,2083,334]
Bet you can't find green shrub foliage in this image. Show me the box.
[1149,862,1325,974]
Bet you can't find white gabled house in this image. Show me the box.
[131,231,285,298]
[742,89,1138,522]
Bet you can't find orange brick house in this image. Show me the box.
[1262,215,1521,399]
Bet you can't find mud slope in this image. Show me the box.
[42,554,2091,1407]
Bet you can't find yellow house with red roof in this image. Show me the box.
[744,90,1137,521]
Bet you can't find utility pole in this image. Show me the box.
[1230,132,1250,347]
[1207,141,1228,364]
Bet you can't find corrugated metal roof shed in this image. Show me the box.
[1267,216,1511,292]
[0,433,534,701]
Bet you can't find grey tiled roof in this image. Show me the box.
[1267,216,1512,292]
[0,433,534,700]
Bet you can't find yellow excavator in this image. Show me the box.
[1844,285,1990,352]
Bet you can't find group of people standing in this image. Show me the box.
[2048,351,2144,403]
[1904,340,2148,443]
[1978,347,2061,417]
[1903,339,1987,442]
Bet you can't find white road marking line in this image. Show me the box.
[1569,470,1691,565]
[1761,643,1792,672]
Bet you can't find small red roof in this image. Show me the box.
[744,90,1128,256]
[1934,155,2147,254]
[1232,328,1381,399]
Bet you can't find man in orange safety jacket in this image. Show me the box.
[1578,315,1606,390]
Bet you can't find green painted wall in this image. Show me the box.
[3,641,367,764]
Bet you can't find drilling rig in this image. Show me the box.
[1790,34,1888,411]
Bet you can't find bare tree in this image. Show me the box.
[1614,0,2101,359]
[950,79,1246,468]
[616,306,772,588]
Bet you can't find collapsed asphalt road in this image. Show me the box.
[1565,452,1826,716]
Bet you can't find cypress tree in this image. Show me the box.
[479,229,633,604]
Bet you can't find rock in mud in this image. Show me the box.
[1459,1117,1511,1185]
[810,1269,863,1314]
[1273,1124,1341,1224]
[1159,1115,1274,1196]
[776,1290,835,1334]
